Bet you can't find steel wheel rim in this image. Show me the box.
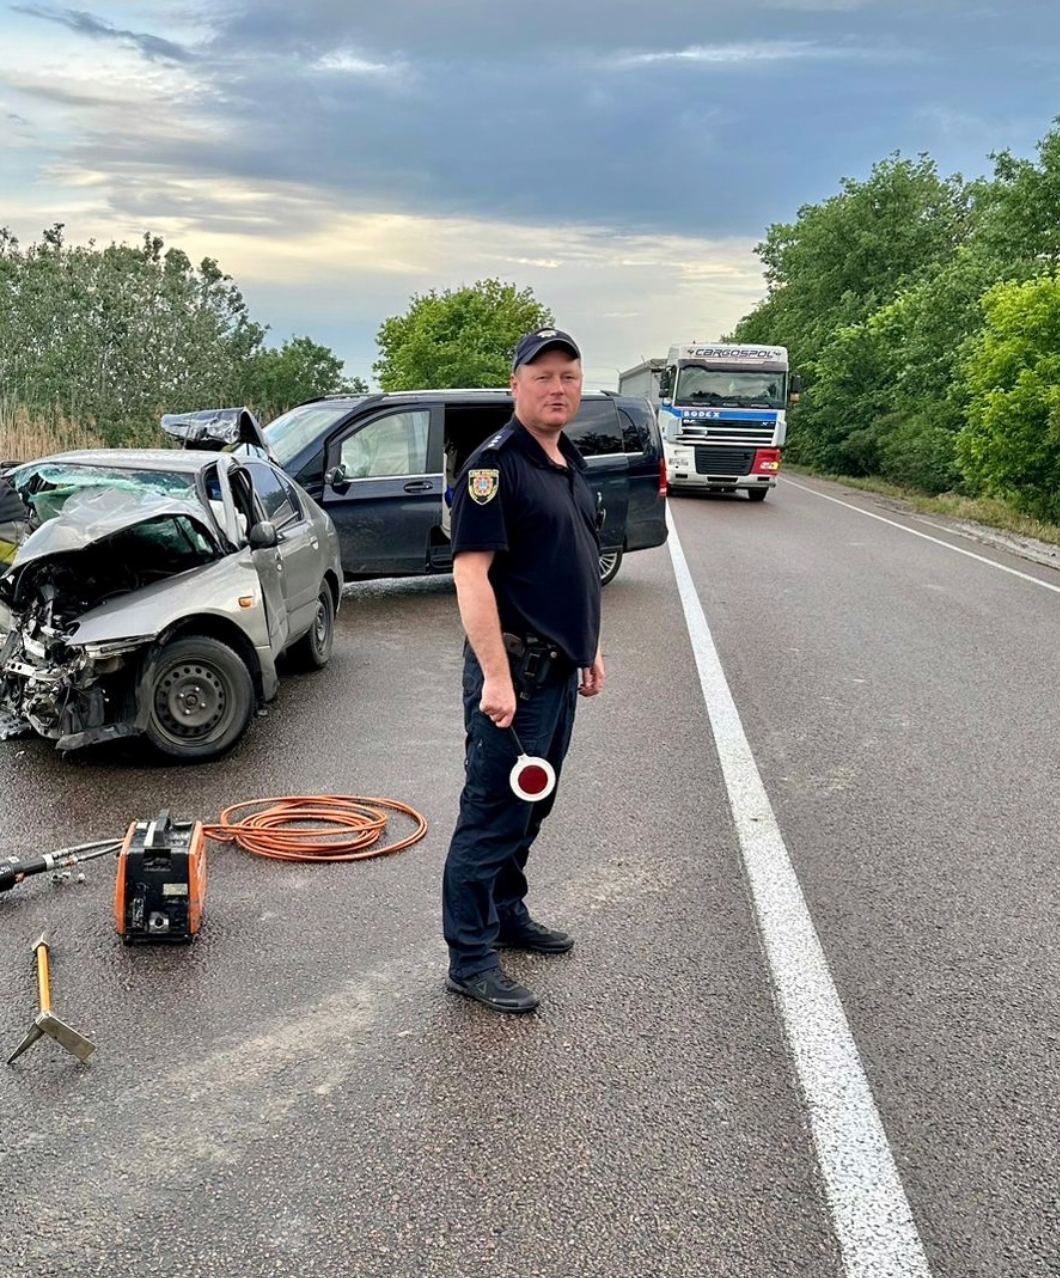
[313,599,331,651]
[153,659,232,743]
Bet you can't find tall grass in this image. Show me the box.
[0,399,104,465]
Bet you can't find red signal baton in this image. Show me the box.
[508,728,556,802]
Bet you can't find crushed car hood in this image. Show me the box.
[161,406,271,456]
[4,486,217,575]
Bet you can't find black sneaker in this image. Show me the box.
[495,919,574,954]
[446,965,539,1013]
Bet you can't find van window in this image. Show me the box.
[566,401,623,457]
[340,410,430,479]
[618,402,652,453]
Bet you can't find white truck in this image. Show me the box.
[619,343,798,501]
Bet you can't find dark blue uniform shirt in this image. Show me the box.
[450,417,601,667]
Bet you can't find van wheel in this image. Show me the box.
[289,586,335,670]
[599,548,623,586]
[747,488,769,502]
[144,636,254,762]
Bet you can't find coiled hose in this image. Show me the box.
[203,795,428,864]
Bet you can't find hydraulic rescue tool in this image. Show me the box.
[7,932,96,1066]
[115,809,207,944]
[1,839,122,894]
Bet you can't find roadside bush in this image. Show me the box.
[957,275,1060,522]
[877,417,961,494]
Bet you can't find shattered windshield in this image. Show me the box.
[675,367,786,409]
[13,464,197,524]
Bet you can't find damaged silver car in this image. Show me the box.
[0,435,342,762]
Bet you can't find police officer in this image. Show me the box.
[442,328,605,1014]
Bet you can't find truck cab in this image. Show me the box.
[620,344,795,502]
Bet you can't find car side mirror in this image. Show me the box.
[325,464,349,490]
[249,520,278,549]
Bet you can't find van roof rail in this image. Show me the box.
[295,392,385,409]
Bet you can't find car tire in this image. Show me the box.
[599,548,623,587]
[747,488,769,502]
[289,586,335,671]
[144,635,255,762]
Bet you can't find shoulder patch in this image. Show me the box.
[468,468,499,505]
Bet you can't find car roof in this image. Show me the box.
[22,449,227,473]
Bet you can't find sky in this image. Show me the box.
[2,0,1059,389]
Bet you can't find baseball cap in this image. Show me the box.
[511,328,581,371]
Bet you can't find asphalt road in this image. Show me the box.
[1,474,1056,1277]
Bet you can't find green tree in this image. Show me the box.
[803,247,998,487]
[0,226,352,446]
[374,279,553,390]
[976,121,1060,274]
[242,336,366,421]
[957,274,1060,521]
[734,153,971,369]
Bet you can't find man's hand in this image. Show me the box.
[578,652,606,698]
[481,674,518,729]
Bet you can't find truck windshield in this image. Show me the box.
[265,403,358,467]
[675,367,786,409]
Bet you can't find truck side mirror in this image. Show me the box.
[789,374,802,404]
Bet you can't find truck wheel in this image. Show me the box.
[599,548,623,586]
[747,488,769,502]
[144,635,255,762]
[288,586,335,671]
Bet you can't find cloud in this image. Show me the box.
[4,79,135,110]
[603,39,904,69]
[0,168,766,378]
[11,4,195,63]
[504,256,563,270]
[314,50,403,76]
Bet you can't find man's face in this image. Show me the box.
[511,349,583,432]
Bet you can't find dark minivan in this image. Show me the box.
[265,390,668,586]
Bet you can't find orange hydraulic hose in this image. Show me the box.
[203,795,428,864]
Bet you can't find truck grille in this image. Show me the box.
[695,447,755,477]
[678,424,776,446]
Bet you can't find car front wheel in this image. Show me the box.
[144,635,255,762]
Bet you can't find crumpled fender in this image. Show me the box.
[67,553,272,651]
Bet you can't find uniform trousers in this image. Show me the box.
[443,643,578,980]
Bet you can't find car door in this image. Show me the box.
[244,461,320,638]
[566,399,630,551]
[322,404,443,575]
[617,399,668,551]
[223,461,289,656]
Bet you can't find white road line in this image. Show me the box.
[666,506,933,1278]
[784,478,1060,596]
